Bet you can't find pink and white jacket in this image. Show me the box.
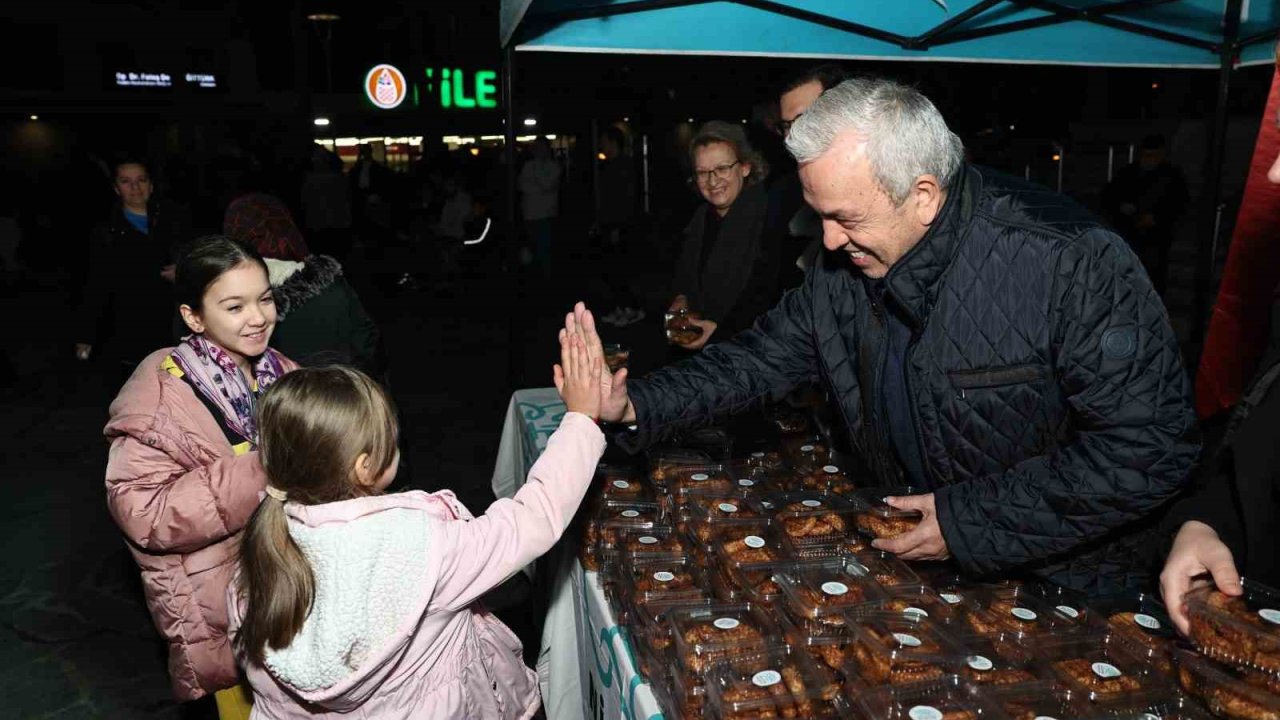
[227,412,605,719]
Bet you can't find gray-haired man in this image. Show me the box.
[566,76,1197,595]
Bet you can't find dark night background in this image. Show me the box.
[0,1,1272,717]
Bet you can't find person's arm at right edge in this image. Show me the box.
[428,331,605,612]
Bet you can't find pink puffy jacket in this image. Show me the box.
[103,348,297,700]
[228,412,605,719]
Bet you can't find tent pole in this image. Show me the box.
[1193,0,1243,350]
[503,43,521,389]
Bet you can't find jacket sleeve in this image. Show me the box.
[105,434,268,554]
[934,229,1199,575]
[623,278,821,451]
[427,412,604,612]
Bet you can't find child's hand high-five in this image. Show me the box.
[554,329,603,420]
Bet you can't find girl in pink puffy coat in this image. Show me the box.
[104,235,298,711]
[228,333,604,719]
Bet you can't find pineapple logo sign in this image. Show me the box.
[365,64,407,110]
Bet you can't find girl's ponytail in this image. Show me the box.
[236,495,314,665]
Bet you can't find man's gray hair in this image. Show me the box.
[785,77,965,205]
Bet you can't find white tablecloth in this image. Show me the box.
[491,389,666,720]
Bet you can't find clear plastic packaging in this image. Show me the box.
[1037,633,1173,710]
[595,463,651,502]
[593,500,665,573]
[783,462,859,495]
[851,487,926,540]
[775,558,888,628]
[686,493,770,544]
[770,491,858,550]
[851,587,963,628]
[841,611,968,687]
[955,633,1042,686]
[667,602,782,675]
[705,645,844,720]
[781,435,829,463]
[1092,593,1178,677]
[776,607,856,675]
[742,450,788,472]
[665,465,737,499]
[848,550,926,591]
[1029,581,1096,628]
[987,680,1079,720]
[1176,649,1280,720]
[624,556,708,604]
[1185,581,1280,679]
[715,527,786,570]
[614,525,690,565]
[648,448,717,488]
[959,585,1083,641]
[849,672,1003,720]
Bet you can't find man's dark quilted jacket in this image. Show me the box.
[625,165,1199,595]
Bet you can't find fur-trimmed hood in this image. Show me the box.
[265,254,343,320]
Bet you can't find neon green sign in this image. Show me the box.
[418,67,497,110]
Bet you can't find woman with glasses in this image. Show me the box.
[668,121,776,351]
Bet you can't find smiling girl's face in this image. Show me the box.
[179,260,276,374]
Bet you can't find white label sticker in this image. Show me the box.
[1259,608,1280,625]
[744,535,766,549]
[621,510,640,518]
[802,499,823,508]
[613,480,631,489]
[713,617,740,630]
[1134,613,1162,630]
[823,465,840,473]
[752,670,781,687]
[1057,605,1080,619]
[849,562,869,574]
[638,536,659,545]
[738,478,755,487]
[751,452,765,458]
[1034,717,1061,720]
[941,593,963,605]
[1091,662,1122,679]
[1139,714,1161,720]
[967,655,994,671]
[690,473,710,481]
[904,606,929,618]
[653,571,676,583]
[894,633,922,648]
[800,444,815,452]
[1010,607,1038,622]
[822,581,849,596]
[908,705,943,720]
[718,503,739,513]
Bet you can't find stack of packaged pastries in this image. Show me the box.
[573,416,1280,719]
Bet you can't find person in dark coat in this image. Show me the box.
[1160,122,1280,633]
[223,194,382,376]
[1101,134,1189,297]
[566,76,1198,596]
[76,157,193,369]
[669,121,778,350]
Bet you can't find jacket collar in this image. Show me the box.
[870,164,980,328]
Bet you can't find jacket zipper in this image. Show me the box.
[864,288,899,481]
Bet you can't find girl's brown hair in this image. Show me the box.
[236,366,399,665]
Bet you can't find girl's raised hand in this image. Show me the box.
[554,330,602,420]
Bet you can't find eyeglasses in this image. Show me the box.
[690,161,740,185]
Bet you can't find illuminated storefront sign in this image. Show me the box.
[363,64,498,111]
[114,71,219,89]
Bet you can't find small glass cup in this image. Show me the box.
[603,343,631,373]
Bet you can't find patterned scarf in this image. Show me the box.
[170,334,287,446]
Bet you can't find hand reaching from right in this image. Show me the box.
[554,329,602,420]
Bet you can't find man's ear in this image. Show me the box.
[913,174,944,227]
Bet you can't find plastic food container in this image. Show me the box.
[614,525,690,565]
[667,603,782,675]
[1038,634,1173,711]
[742,450,788,472]
[594,500,665,573]
[715,527,786,570]
[849,672,1003,720]
[648,448,717,488]
[1092,593,1179,678]
[717,562,787,606]
[666,466,737,499]
[775,558,889,628]
[781,435,829,463]
[841,611,968,687]
[1176,648,1280,720]
[959,585,1083,640]
[632,596,715,655]
[1185,581,1280,678]
[624,556,708,603]
[851,487,925,540]
[955,633,1042,686]
[768,407,812,436]
[686,494,770,544]
[771,491,857,546]
[595,464,651,502]
[705,645,845,720]
[851,587,963,628]
[776,607,856,674]
[987,680,1080,720]
[787,462,859,495]
[1029,581,1096,628]
[848,550,925,591]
